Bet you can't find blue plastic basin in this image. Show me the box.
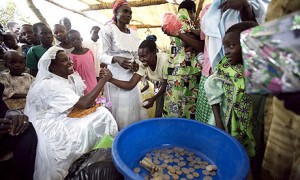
[112,118,249,180]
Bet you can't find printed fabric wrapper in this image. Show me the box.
[241,11,300,94]
[162,12,182,36]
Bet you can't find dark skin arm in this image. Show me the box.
[30,69,38,77]
[191,29,201,38]
[163,28,204,52]
[141,79,149,93]
[211,104,225,130]
[74,68,112,109]
[109,73,142,90]
[112,56,133,70]
[178,32,204,52]
[11,93,27,98]
[143,80,167,109]
[219,0,256,22]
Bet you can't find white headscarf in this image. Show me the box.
[25,46,65,123]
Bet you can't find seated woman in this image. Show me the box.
[24,46,118,180]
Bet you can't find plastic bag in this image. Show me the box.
[241,11,300,94]
[162,12,182,35]
[65,148,123,180]
[92,135,114,150]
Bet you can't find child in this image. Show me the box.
[19,24,40,46]
[102,36,168,117]
[68,29,97,94]
[83,26,101,80]
[0,51,34,110]
[26,22,53,77]
[53,24,74,54]
[204,21,258,157]
[59,17,72,31]
[3,32,22,56]
[0,31,8,72]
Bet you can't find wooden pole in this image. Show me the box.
[129,24,161,29]
[44,0,104,25]
[195,0,205,24]
[81,0,168,11]
[26,0,49,25]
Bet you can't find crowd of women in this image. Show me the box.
[0,0,299,179]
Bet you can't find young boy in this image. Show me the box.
[204,21,258,157]
[26,22,53,76]
[53,24,73,54]
[19,24,40,46]
[3,32,22,56]
[83,26,101,80]
[59,17,72,31]
[0,51,34,110]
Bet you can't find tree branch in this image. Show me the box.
[26,0,48,25]
[195,0,205,24]
[44,0,104,25]
[129,24,161,29]
[81,0,168,11]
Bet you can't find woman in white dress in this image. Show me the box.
[24,46,118,180]
[99,0,148,129]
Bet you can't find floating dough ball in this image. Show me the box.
[206,165,217,172]
[163,174,171,180]
[203,176,213,180]
[210,171,217,176]
[133,167,140,173]
[186,174,194,179]
[202,170,210,176]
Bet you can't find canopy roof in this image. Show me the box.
[33,0,210,51]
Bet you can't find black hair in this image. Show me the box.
[53,24,66,30]
[50,50,65,69]
[67,29,80,38]
[90,26,100,33]
[32,22,48,34]
[178,0,196,13]
[3,50,20,62]
[6,22,18,29]
[59,17,71,24]
[139,35,157,53]
[21,24,32,27]
[225,21,258,37]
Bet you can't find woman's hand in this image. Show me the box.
[130,61,139,72]
[112,56,133,70]
[143,97,155,109]
[0,118,12,137]
[162,27,180,37]
[99,68,112,82]
[219,0,248,12]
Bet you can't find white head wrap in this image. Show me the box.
[25,46,65,121]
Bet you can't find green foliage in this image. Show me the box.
[0,0,32,29]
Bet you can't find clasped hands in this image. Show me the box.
[113,56,139,72]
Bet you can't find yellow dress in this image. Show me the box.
[139,79,156,118]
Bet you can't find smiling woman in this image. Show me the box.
[98,0,148,129]
[24,46,118,179]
